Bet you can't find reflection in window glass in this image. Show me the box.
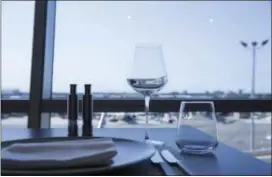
[53,1,271,94]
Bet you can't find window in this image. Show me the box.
[53,1,271,94]
[1,2,35,127]
[52,1,271,160]
[1,1,270,162]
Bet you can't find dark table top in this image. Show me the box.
[1,128,271,176]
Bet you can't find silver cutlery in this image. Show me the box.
[151,150,176,175]
[161,150,193,175]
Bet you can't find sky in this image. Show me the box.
[2,1,271,93]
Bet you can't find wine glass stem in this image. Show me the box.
[144,95,151,140]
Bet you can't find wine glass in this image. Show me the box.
[127,44,168,143]
[176,101,219,155]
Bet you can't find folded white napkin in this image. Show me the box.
[2,138,118,170]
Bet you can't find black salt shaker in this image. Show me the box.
[68,84,78,137]
[82,84,93,137]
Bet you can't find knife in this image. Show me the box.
[161,150,193,175]
[151,150,177,175]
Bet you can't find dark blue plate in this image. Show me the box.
[1,137,155,175]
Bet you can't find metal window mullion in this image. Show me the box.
[28,1,56,129]
[40,1,57,128]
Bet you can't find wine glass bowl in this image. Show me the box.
[127,76,168,96]
[127,44,167,143]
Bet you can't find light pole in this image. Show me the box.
[240,39,269,151]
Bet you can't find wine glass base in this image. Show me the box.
[144,139,165,147]
[180,148,216,156]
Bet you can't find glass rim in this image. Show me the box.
[179,101,216,114]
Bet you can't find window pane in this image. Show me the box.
[1,2,35,127]
[2,2,34,93]
[1,113,28,128]
[53,1,271,94]
[51,1,271,161]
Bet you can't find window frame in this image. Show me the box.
[2,99,271,113]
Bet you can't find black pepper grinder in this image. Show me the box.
[68,84,78,137]
[82,84,93,137]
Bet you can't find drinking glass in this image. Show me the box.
[127,44,168,143]
[176,101,219,155]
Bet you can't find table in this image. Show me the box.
[2,128,271,175]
